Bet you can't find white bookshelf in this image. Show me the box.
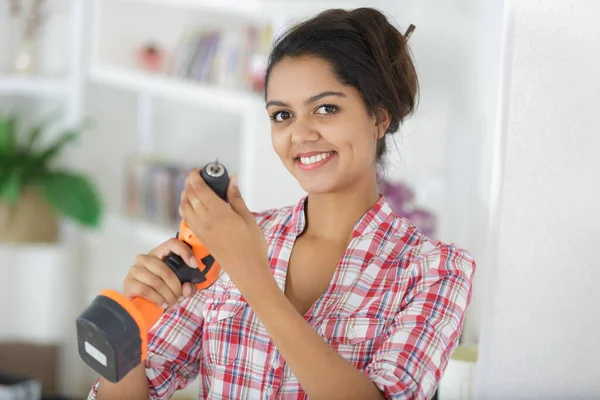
[0,75,70,97]
[104,0,368,19]
[89,64,264,110]
[120,0,264,15]
[0,1,90,397]
[102,211,176,246]
[85,0,308,232]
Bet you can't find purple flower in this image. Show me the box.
[377,177,437,238]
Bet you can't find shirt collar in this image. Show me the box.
[288,194,393,238]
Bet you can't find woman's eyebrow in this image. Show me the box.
[265,100,289,109]
[306,91,346,104]
[265,91,346,109]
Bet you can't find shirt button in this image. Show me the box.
[347,329,356,340]
[211,310,217,319]
[266,386,273,396]
[272,359,279,369]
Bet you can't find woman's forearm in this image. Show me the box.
[239,267,385,400]
[96,363,149,400]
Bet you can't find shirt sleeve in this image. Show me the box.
[86,292,206,400]
[365,242,476,400]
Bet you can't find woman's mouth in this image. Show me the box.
[296,151,336,171]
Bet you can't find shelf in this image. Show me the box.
[101,212,177,246]
[89,64,265,111]
[0,75,70,97]
[116,0,263,16]
[112,0,371,18]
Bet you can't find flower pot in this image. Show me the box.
[0,187,59,243]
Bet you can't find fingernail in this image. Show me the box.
[190,257,199,268]
[179,296,184,302]
[231,175,238,188]
[161,302,168,309]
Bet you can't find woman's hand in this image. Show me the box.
[178,169,272,291]
[123,238,199,310]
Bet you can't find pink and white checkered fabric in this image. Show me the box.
[88,195,476,399]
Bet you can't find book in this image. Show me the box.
[123,156,199,229]
[167,23,272,93]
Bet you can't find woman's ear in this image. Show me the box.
[375,106,392,139]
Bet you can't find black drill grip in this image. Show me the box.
[164,248,216,285]
[201,162,229,201]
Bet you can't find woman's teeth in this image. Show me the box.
[299,152,333,165]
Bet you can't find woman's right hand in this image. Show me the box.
[123,238,199,310]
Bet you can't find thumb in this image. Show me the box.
[227,175,253,222]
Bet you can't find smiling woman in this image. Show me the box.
[88,7,476,400]
[263,8,417,199]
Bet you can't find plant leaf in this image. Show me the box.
[35,130,79,165]
[0,114,17,157]
[24,109,64,152]
[40,171,102,227]
[25,121,45,153]
[18,153,45,185]
[0,168,23,205]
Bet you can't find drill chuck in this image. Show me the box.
[201,159,229,201]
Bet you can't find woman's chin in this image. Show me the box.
[297,179,340,195]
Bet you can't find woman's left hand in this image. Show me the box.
[178,169,271,290]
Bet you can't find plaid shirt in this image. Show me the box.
[88,195,476,399]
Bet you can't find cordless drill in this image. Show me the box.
[76,160,229,383]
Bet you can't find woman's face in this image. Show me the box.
[265,55,389,195]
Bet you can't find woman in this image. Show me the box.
[90,7,475,400]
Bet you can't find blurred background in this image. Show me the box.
[1,0,598,399]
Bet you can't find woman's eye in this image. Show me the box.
[316,105,338,115]
[271,111,291,122]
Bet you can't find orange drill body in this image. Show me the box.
[178,220,222,290]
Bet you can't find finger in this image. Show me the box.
[143,254,185,301]
[167,303,179,313]
[183,179,209,214]
[182,282,191,297]
[188,168,225,211]
[180,197,209,239]
[134,254,181,305]
[182,282,197,297]
[179,198,188,220]
[166,283,197,313]
[150,238,198,269]
[227,174,254,224]
[124,277,169,309]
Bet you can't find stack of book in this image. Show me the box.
[167,24,273,93]
[124,156,196,228]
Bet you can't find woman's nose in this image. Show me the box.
[291,119,320,144]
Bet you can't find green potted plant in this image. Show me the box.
[0,112,102,243]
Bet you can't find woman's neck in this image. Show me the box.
[302,176,381,242]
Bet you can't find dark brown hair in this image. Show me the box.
[264,7,419,164]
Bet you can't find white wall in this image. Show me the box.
[476,0,600,398]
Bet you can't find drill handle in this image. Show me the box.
[131,296,164,334]
[164,250,220,289]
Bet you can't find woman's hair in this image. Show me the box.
[264,7,419,164]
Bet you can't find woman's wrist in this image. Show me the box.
[234,262,283,306]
